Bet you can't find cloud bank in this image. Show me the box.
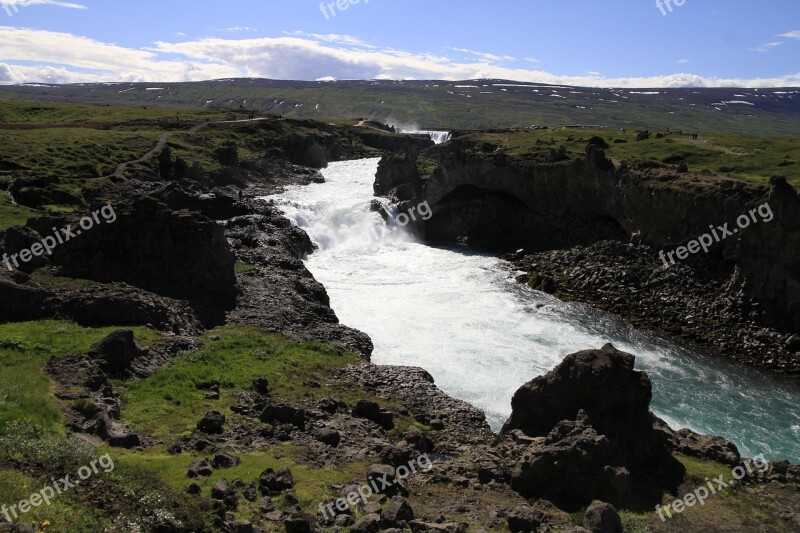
[1,27,799,88]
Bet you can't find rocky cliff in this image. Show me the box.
[375,135,800,339]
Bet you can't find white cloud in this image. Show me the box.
[448,47,515,63]
[677,58,689,64]
[288,31,374,47]
[777,30,800,39]
[219,27,258,33]
[1,27,799,88]
[749,41,783,52]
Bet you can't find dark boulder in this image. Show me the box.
[502,345,684,510]
[187,458,214,478]
[314,428,341,447]
[87,330,143,377]
[94,412,141,448]
[197,410,226,434]
[252,377,270,395]
[381,496,414,527]
[260,404,306,427]
[507,506,544,532]
[259,468,294,495]
[583,501,622,533]
[0,272,51,323]
[352,400,394,429]
[213,453,241,469]
[367,464,400,496]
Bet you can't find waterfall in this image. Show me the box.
[400,129,452,144]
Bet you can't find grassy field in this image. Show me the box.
[0,100,236,127]
[461,128,800,187]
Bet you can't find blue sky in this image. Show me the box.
[0,0,798,86]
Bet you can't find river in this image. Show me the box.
[266,157,800,462]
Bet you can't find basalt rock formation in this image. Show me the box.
[499,344,685,510]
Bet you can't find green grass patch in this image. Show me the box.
[114,446,367,519]
[0,191,38,231]
[0,99,231,127]
[676,455,731,485]
[0,321,163,435]
[0,129,162,179]
[234,262,259,274]
[119,326,361,440]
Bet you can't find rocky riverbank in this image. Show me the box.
[504,240,800,376]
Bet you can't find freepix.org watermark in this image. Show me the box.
[656,0,687,16]
[318,454,432,521]
[319,0,369,20]
[656,454,770,521]
[1,453,115,523]
[2,204,117,271]
[658,203,773,268]
[391,200,432,230]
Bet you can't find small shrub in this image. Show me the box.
[71,398,99,419]
[255,342,282,360]
[0,420,96,469]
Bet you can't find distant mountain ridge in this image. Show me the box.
[2,78,799,135]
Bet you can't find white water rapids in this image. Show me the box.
[266,157,800,462]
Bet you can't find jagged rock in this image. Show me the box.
[259,467,294,495]
[350,514,380,533]
[256,496,274,512]
[197,410,226,434]
[212,480,229,499]
[352,399,381,421]
[213,453,241,468]
[334,514,355,527]
[229,521,253,533]
[401,429,434,453]
[51,282,203,335]
[260,404,306,427]
[187,458,214,478]
[283,511,316,532]
[252,377,270,394]
[0,272,51,322]
[95,412,141,448]
[352,400,394,429]
[87,329,143,377]
[662,424,741,466]
[507,506,545,532]
[367,464,399,496]
[381,496,414,527]
[317,396,344,413]
[583,501,622,533]
[314,428,341,447]
[186,483,201,494]
[503,345,684,510]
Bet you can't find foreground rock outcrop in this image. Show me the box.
[499,344,684,510]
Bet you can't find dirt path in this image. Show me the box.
[103,133,169,179]
[96,117,271,179]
